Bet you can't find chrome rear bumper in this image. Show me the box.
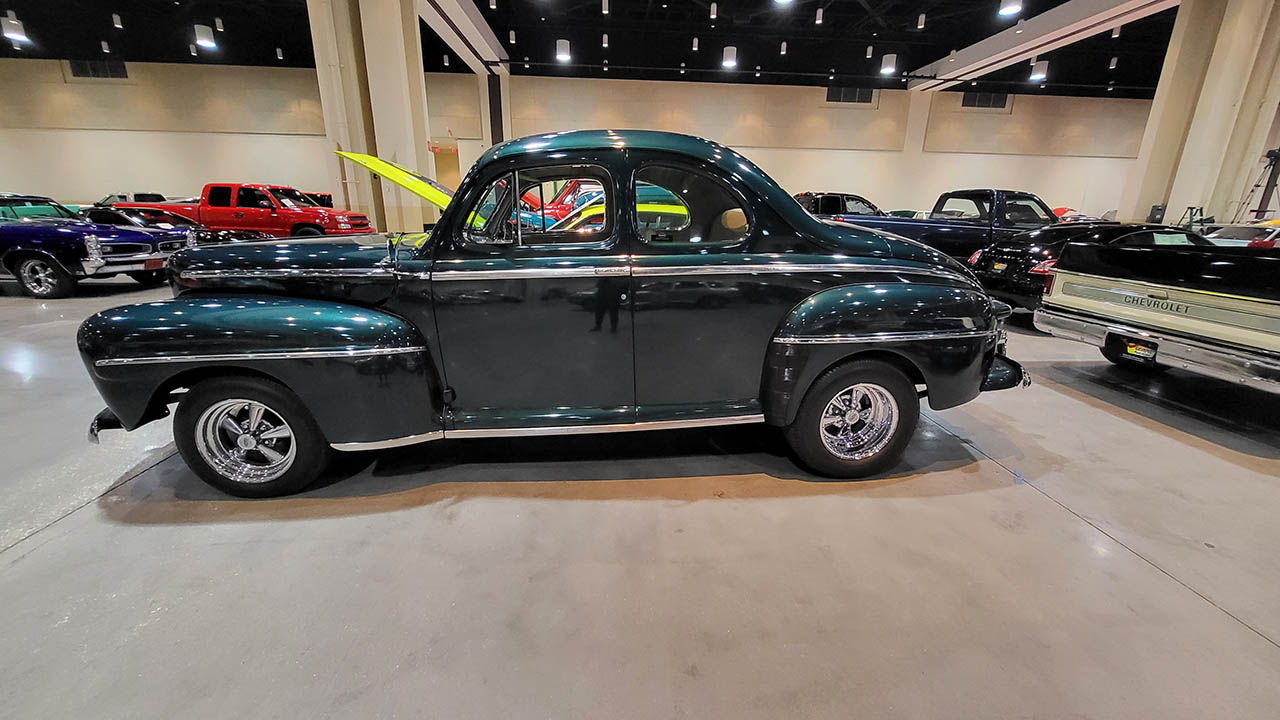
[1035,306,1280,395]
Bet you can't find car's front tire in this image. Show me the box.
[174,376,330,497]
[15,256,76,298]
[127,270,166,286]
[785,359,919,478]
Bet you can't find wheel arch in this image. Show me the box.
[291,223,325,236]
[1,247,74,276]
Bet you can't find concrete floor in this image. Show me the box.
[2,279,1279,719]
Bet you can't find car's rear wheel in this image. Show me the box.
[127,270,166,285]
[15,256,76,298]
[174,376,330,497]
[785,359,919,478]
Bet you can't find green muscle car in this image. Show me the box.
[78,130,1028,497]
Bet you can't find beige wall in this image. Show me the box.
[0,58,1152,216]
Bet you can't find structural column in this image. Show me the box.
[1118,0,1280,223]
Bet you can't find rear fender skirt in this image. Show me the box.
[77,295,445,444]
[762,283,1000,422]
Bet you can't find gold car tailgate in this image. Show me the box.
[1045,269,1280,354]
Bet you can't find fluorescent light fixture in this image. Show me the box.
[490,0,496,8]
[710,2,717,20]
[442,55,449,66]
[780,41,787,55]
[815,8,823,24]
[194,24,216,49]
[1015,19,1025,33]
[189,43,197,56]
[101,40,110,53]
[602,33,608,48]
[1109,56,1118,70]
[880,53,897,75]
[214,17,223,31]
[774,0,793,5]
[556,38,570,62]
[722,46,737,68]
[998,0,1022,17]
[601,0,608,14]
[917,13,926,29]
[692,37,698,51]
[948,50,957,62]
[112,13,122,29]
[1029,59,1048,81]
[1111,26,1121,38]
[865,45,873,59]
[3,14,29,43]
[276,47,284,60]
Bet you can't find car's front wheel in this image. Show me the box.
[15,256,76,298]
[127,270,166,285]
[785,359,919,478]
[174,376,330,497]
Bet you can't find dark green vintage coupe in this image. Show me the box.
[78,130,1028,497]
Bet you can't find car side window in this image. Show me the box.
[88,210,125,225]
[844,196,876,215]
[933,194,989,221]
[236,187,273,209]
[634,164,749,246]
[520,167,611,244]
[206,186,233,207]
[1005,196,1054,227]
[817,195,843,215]
[1112,231,1199,247]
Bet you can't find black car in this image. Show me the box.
[967,222,1214,309]
[793,192,884,218]
[79,206,272,246]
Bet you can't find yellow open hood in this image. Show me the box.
[335,151,454,211]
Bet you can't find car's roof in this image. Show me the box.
[0,192,54,201]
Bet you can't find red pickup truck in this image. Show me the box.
[119,183,373,237]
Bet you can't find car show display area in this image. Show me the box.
[2,283,1279,718]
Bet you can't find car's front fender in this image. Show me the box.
[77,295,444,446]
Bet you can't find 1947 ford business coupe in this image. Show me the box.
[78,130,1028,497]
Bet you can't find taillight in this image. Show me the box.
[1030,258,1057,295]
[967,250,983,265]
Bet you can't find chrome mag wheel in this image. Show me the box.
[818,383,899,461]
[194,398,297,484]
[20,259,58,296]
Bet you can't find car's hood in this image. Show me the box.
[336,151,454,211]
[0,217,164,243]
[171,234,390,275]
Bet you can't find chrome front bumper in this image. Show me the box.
[1035,306,1280,395]
[81,252,170,277]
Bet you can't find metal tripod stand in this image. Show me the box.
[1232,147,1280,223]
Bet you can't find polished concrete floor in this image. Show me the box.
[2,278,1279,719]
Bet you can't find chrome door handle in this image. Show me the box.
[233,212,244,218]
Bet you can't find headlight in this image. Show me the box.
[84,234,102,260]
[185,229,198,249]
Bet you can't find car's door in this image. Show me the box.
[201,185,237,229]
[923,191,998,257]
[429,160,636,431]
[232,186,277,234]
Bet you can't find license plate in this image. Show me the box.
[1124,340,1157,358]
[992,262,1008,272]
[143,258,165,271]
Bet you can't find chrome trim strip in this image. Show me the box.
[94,345,428,367]
[179,267,394,280]
[631,263,967,282]
[446,414,764,438]
[1052,269,1280,307]
[432,267,618,281]
[331,430,445,452]
[773,329,996,344]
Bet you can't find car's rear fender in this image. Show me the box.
[761,282,1001,423]
[77,295,445,446]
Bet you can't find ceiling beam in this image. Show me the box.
[416,0,509,76]
[907,0,1178,91]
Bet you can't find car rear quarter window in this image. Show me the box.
[634,164,749,247]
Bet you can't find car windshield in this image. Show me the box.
[268,187,317,208]
[124,208,198,228]
[0,198,79,221]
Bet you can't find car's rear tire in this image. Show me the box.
[293,225,324,236]
[174,376,330,497]
[15,256,76,298]
[127,270,166,285]
[785,359,919,478]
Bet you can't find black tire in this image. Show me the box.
[14,256,76,298]
[785,359,920,478]
[292,225,324,237]
[174,376,331,498]
[127,270,166,286]
[1100,344,1166,373]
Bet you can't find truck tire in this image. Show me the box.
[785,359,919,478]
[15,256,77,298]
[174,376,331,498]
[293,225,324,236]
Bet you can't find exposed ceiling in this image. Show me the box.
[0,0,1176,98]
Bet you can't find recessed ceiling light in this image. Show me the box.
[1015,19,1025,33]
[276,47,283,60]
[880,53,897,74]
[755,65,761,77]
[194,24,216,49]
[948,50,957,62]
[722,46,737,68]
[101,40,110,53]
[1111,25,1121,38]
[3,13,29,43]
[443,55,449,67]
[556,38,570,62]
[214,17,223,31]
[998,0,1022,17]
[1029,59,1048,81]
[602,33,608,48]
[971,81,977,86]
[112,13,122,29]
[780,41,787,55]
[680,62,685,74]
[1109,56,1118,70]
[710,2,717,20]
[917,13,926,29]
[815,8,823,24]
[489,0,496,9]
[601,0,608,15]
[692,37,698,51]
[189,43,197,56]
[523,56,529,68]
[865,45,873,59]
[603,59,608,71]
[509,30,515,44]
